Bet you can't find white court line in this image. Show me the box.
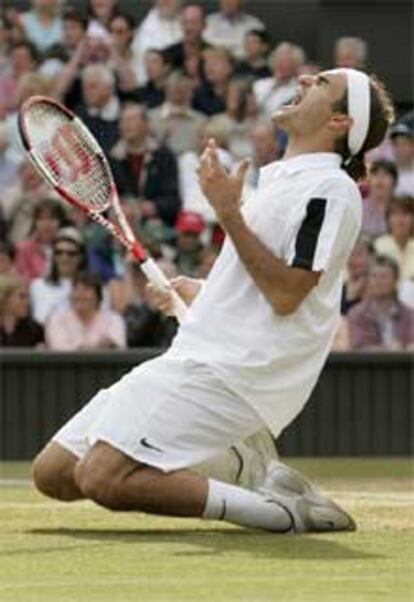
[0,478,31,487]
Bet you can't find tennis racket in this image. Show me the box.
[18,95,187,321]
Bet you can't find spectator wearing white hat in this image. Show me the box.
[30,227,87,324]
[390,123,414,196]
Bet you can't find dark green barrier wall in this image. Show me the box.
[1,351,413,459]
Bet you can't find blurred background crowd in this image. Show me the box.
[0,0,413,352]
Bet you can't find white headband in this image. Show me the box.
[329,68,371,157]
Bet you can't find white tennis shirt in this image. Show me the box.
[169,153,362,436]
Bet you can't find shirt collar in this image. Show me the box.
[260,152,342,180]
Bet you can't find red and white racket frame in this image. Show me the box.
[18,95,187,322]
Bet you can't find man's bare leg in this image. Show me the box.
[32,442,85,501]
[73,441,292,531]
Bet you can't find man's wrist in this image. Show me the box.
[218,208,244,232]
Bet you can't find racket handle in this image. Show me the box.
[140,257,188,323]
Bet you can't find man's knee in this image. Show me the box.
[32,443,79,501]
[74,442,138,510]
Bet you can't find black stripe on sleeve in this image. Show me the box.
[292,197,327,270]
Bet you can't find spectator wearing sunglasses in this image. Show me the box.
[30,227,87,324]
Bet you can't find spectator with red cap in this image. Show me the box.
[174,210,205,277]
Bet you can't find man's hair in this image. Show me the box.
[33,198,67,224]
[369,159,398,184]
[81,64,115,88]
[245,29,271,46]
[269,42,306,70]
[372,254,400,281]
[110,11,136,30]
[333,74,395,181]
[73,273,103,306]
[62,7,88,30]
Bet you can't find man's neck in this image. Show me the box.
[126,138,146,154]
[394,233,410,249]
[283,134,336,159]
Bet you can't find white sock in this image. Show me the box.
[203,479,293,532]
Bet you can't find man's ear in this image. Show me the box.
[328,114,353,137]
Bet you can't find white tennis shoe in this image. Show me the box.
[258,461,357,533]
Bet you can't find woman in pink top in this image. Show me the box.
[46,273,126,350]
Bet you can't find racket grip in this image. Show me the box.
[140,257,188,323]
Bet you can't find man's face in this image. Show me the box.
[347,243,372,277]
[389,208,413,240]
[368,169,395,200]
[181,6,204,40]
[156,0,180,19]
[120,107,148,143]
[245,33,266,61]
[35,211,60,243]
[11,47,34,74]
[220,0,241,17]
[368,265,397,300]
[145,52,168,82]
[250,126,278,166]
[72,284,99,317]
[178,231,200,252]
[82,76,111,109]
[272,49,298,81]
[204,55,232,84]
[273,71,347,138]
[392,136,414,166]
[167,80,192,106]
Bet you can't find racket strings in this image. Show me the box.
[25,103,111,213]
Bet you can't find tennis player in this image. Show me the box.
[33,69,394,532]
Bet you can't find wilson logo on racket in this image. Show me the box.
[47,124,92,182]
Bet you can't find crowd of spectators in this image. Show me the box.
[0,0,413,351]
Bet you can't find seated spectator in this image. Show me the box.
[46,273,126,350]
[234,29,271,81]
[362,160,398,239]
[244,120,279,190]
[164,3,208,83]
[88,0,117,28]
[203,0,264,60]
[110,103,181,225]
[374,196,414,282]
[348,256,414,350]
[341,235,375,315]
[0,41,39,113]
[253,42,304,119]
[15,198,66,282]
[127,49,170,109]
[109,12,137,88]
[75,64,120,154]
[0,274,44,347]
[334,36,367,70]
[0,17,9,76]
[210,78,258,159]
[0,241,17,277]
[149,72,207,156]
[0,121,17,189]
[30,227,87,324]
[178,122,234,223]
[132,0,183,85]
[193,47,234,116]
[20,0,63,54]
[390,123,414,196]
[2,159,52,243]
[174,211,205,276]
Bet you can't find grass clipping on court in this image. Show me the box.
[0,458,413,602]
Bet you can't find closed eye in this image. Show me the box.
[317,75,330,86]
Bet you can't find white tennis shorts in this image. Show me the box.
[53,354,266,472]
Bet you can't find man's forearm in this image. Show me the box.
[221,210,314,315]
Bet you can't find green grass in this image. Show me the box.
[1,459,413,602]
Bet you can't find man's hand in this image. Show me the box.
[146,276,203,315]
[197,139,249,225]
